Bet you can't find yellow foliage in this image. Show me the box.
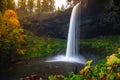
[17,49,25,55]
[3,10,18,20]
[0,9,26,55]
[106,54,120,65]
[8,18,20,26]
[55,74,64,78]
[118,72,120,80]
[19,28,24,32]
[3,10,20,27]
[118,48,120,51]
[12,28,21,34]
[16,35,25,42]
[118,48,120,54]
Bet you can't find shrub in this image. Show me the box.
[0,10,25,64]
[48,48,120,80]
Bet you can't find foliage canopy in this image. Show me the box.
[0,9,25,64]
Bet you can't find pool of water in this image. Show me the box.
[0,58,84,80]
[0,51,105,80]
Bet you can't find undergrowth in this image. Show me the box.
[80,36,120,55]
[20,31,66,60]
[48,48,120,80]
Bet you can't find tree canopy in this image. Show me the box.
[0,10,25,63]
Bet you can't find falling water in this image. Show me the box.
[66,3,81,57]
[46,2,86,64]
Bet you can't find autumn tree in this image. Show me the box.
[0,10,25,63]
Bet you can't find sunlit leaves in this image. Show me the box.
[83,60,93,71]
[48,74,64,80]
[0,9,25,63]
[48,49,120,80]
[17,49,25,55]
[106,54,120,65]
[118,72,120,79]
[3,9,17,20]
[118,48,120,54]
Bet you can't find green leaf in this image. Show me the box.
[72,75,83,80]
[48,75,56,80]
[83,60,93,71]
[68,72,74,78]
[118,48,120,54]
[108,73,117,80]
[106,54,120,65]
[117,67,120,72]
[109,74,114,80]
[107,66,112,70]
[86,60,93,65]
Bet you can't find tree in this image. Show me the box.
[41,0,49,12]
[49,0,55,12]
[0,0,15,13]
[6,0,15,10]
[18,0,27,12]
[0,0,7,13]
[41,0,55,13]
[67,0,81,7]
[0,10,25,63]
[61,4,65,11]
[36,0,42,13]
[17,0,27,15]
[57,7,61,11]
[27,0,34,13]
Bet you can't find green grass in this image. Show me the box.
[80,36,120,55]
[20,31,120,60]
[20,31,66,60]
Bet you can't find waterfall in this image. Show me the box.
[46,2,86,64]
[66,3,81,57]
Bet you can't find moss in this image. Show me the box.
[20,30,66,60]
[80,36,120,54]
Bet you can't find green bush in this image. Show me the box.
[80,36,120,54]
[48,48,120,80]
[20,30,66,60]
[0,10,26,64]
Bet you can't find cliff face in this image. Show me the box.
[81,0,120,38]
[24,0,120,39]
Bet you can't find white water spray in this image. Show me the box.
[46,2,86,64]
